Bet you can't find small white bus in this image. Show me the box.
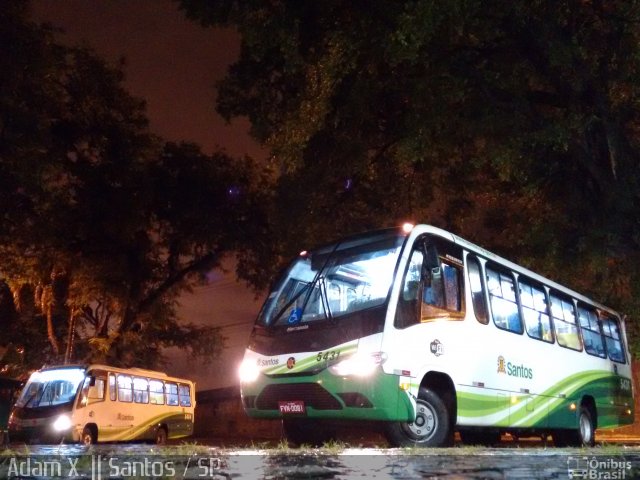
[8,364,195,444]
[239,224,634,447]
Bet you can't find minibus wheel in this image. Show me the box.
[155,426,168,445]
[385,387,452,447]
[81,426,97,445]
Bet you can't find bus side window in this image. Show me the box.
[394,248,423,328]
[149,380,164,405]
[421,261,463,319]
[117,375,133,403]
[133,377,149,404]
[88,378,105,400]
[165,382,179,406]
[550,293,582,351]
[601,315,626,363]
[467,255,487,324]
[486,265,522,333]
[578,305,606,358]
[109,374,117,401]
[519,280,553,342]
[179,384,192,407]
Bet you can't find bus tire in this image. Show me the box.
[385,387,452,447]
[553,406,596,447]
[81,425,97,445]
[576,406,596,447]
[155,426,168,445]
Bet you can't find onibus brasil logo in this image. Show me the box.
[567,456,632,479]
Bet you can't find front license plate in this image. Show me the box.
[278,400,306,415]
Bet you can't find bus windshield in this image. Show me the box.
[258,230,406,327]
[15,368,86,408]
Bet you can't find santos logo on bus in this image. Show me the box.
[497,356,534,379]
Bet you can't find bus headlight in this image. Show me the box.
[329,352,387,377]
[238,360,260,383]
[52,414,72,432]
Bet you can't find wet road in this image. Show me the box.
[2,442,640,479]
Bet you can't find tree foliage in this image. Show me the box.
[0,3,263,375]
[179,0,640,353]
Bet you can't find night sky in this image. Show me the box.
[30,0,264,390]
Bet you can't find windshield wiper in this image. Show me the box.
[271,282,312,325]
[23,388,43,408]
[318,276,333,322]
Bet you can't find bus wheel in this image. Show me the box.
[577,406,595,447]
[155,427,168,445]
[553,407,596,447]
[385,388,452,447]
[81,426,96,445]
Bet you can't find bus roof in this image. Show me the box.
[36,364,194,384]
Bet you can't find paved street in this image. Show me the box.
[2,441,640,479]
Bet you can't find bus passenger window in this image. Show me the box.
[601,315,626,363]
[179,384,192,407]
[519,280,553,342]
[165,382,179,406]
[467,255,488,324]
[133,377,149,404]
[578,305,606,357]
[117,375,133,403]
[109,374,116,401]
[486,266,522,333]
[149,380,164,405]
[88,378,105,400]
[421,262,463,319]
[551,293,581,351]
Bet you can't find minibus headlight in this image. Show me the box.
[52,414,72,432]
[329,352,387,377]
[238,359,261,383]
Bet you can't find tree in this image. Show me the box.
[0,3,264,374]
[179,0,640,352]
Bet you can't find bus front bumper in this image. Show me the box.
[240,368,414,422]
[8,414,76,444]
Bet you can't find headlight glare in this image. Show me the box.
[238,359,260,383]
[329,352,386,377]
[52,414,72,431]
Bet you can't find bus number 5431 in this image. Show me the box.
[317,350,341,362]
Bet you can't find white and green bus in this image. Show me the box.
[8,364,195,444]
[239,223,634,447]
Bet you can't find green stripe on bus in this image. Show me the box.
[457,370,632,428]
[98,412,189,441]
